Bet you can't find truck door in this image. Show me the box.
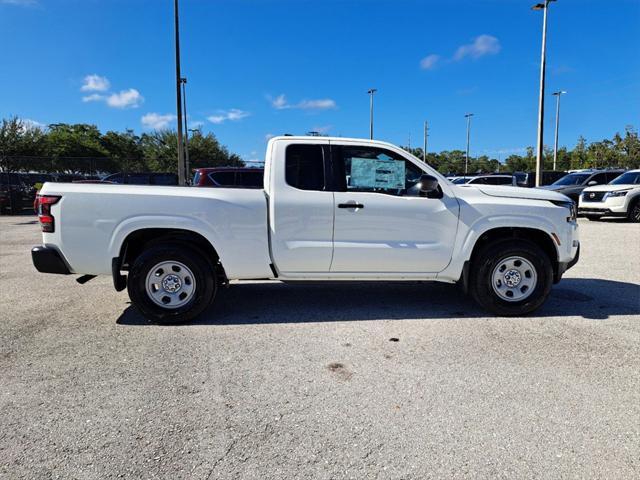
[268,139,334,273]
[330,143,459,273]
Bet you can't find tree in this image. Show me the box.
[0,116,47,172]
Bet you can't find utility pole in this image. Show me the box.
[532,0,557,186]
[174,0,185,186]
[552,90,566,171]
[423,120,429,162]
[181,77,190,183]
[367,88,377,139]
[465,113,474,176]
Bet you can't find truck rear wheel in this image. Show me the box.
[470,240,553,317]
[127,243,216,324]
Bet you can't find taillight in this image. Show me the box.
[37,195,61,233]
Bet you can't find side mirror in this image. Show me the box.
[587,180,598,186]
[419,174,439,195]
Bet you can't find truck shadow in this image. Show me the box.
[116,278,640,326]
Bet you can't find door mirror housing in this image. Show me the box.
[587,180,598,186]
[419,174,439,195]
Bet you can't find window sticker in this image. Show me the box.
[350,158,405,189]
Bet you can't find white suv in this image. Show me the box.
[579,169,640,222]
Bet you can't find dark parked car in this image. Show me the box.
[103,172,179,185]
[539,169,625,203]
[0,173,33,214]
[192,167,264,188]
[514,171,567,188]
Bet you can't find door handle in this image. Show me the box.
[338,203,364,209]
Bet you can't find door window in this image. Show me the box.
[588,173,607,185]
[337,146,423,196]
[285,144,325,191]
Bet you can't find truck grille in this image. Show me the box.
[582,191,606,202]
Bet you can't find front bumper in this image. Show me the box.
[555,242,580,283]
[32,245,71,274]
[578,207,626,217]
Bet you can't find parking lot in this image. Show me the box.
[0,216,638,479]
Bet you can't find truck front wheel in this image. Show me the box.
[470,240,553,316]
[127,243,216,324]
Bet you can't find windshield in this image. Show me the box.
[451,177,470,184]
[610,171,640,185]
[552,173,590,186]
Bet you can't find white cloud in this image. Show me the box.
[106,88,143,108]
[271,94,288,109]
[82,93,105,103]
[141,112,176,130]
[269,94,337,111]
[419,54,440,70]
[20,118,44,131]
[312,125,332,134]
[265,133,275,141]
[454,35,501,61]
[0,0,38,6]
[207,109,250,124]
[81,74,110,92]
[189,120,204,130]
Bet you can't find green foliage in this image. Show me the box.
[2,116,638,175]
[403,127,639,174]
[0,117,244,174]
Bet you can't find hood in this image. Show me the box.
[460,184,570,202]
[582,184,637,193]
[539,184,570,191]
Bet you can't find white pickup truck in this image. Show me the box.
[32,136,580,323]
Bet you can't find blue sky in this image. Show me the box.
[1,0,639,162]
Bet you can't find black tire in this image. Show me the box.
[469,240,553,317]
[586,215,602,221]
[127,242,217,324]
[627,200,640,223]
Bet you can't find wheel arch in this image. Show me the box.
[113,227,227,291]
[459,226,560,292]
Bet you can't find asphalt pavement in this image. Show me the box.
[0,216,639,479]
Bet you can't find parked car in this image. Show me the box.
[31,136,579,323]
[578,169,640,222]
[540,169,625,203]
[103,172,179,185]
[192,167,264,188]
[0,173,32,214]
[450,175,516,186]
[514,171,567,188]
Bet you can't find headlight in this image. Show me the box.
[605,190,629,198]
[550,200,577,221]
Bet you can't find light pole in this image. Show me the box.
[465,113,474,176]
[367,88,377,139]
[180,77,190,183]
[423,120,429,162]
[552,90,566,171]
[174,0,185,186]
[532,0,557,186]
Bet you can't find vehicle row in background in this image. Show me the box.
[578,169,640,222]
[540,169,625,203]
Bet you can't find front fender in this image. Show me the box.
[459,214,560,263]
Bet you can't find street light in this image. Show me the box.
[180,77,190,183]
[465,113,474,176]
[174,0,185,186]
[367,88,377,139]
[532,0,557,186]
[552,90,567,171]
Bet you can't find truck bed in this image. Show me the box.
[39,183,273,279]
